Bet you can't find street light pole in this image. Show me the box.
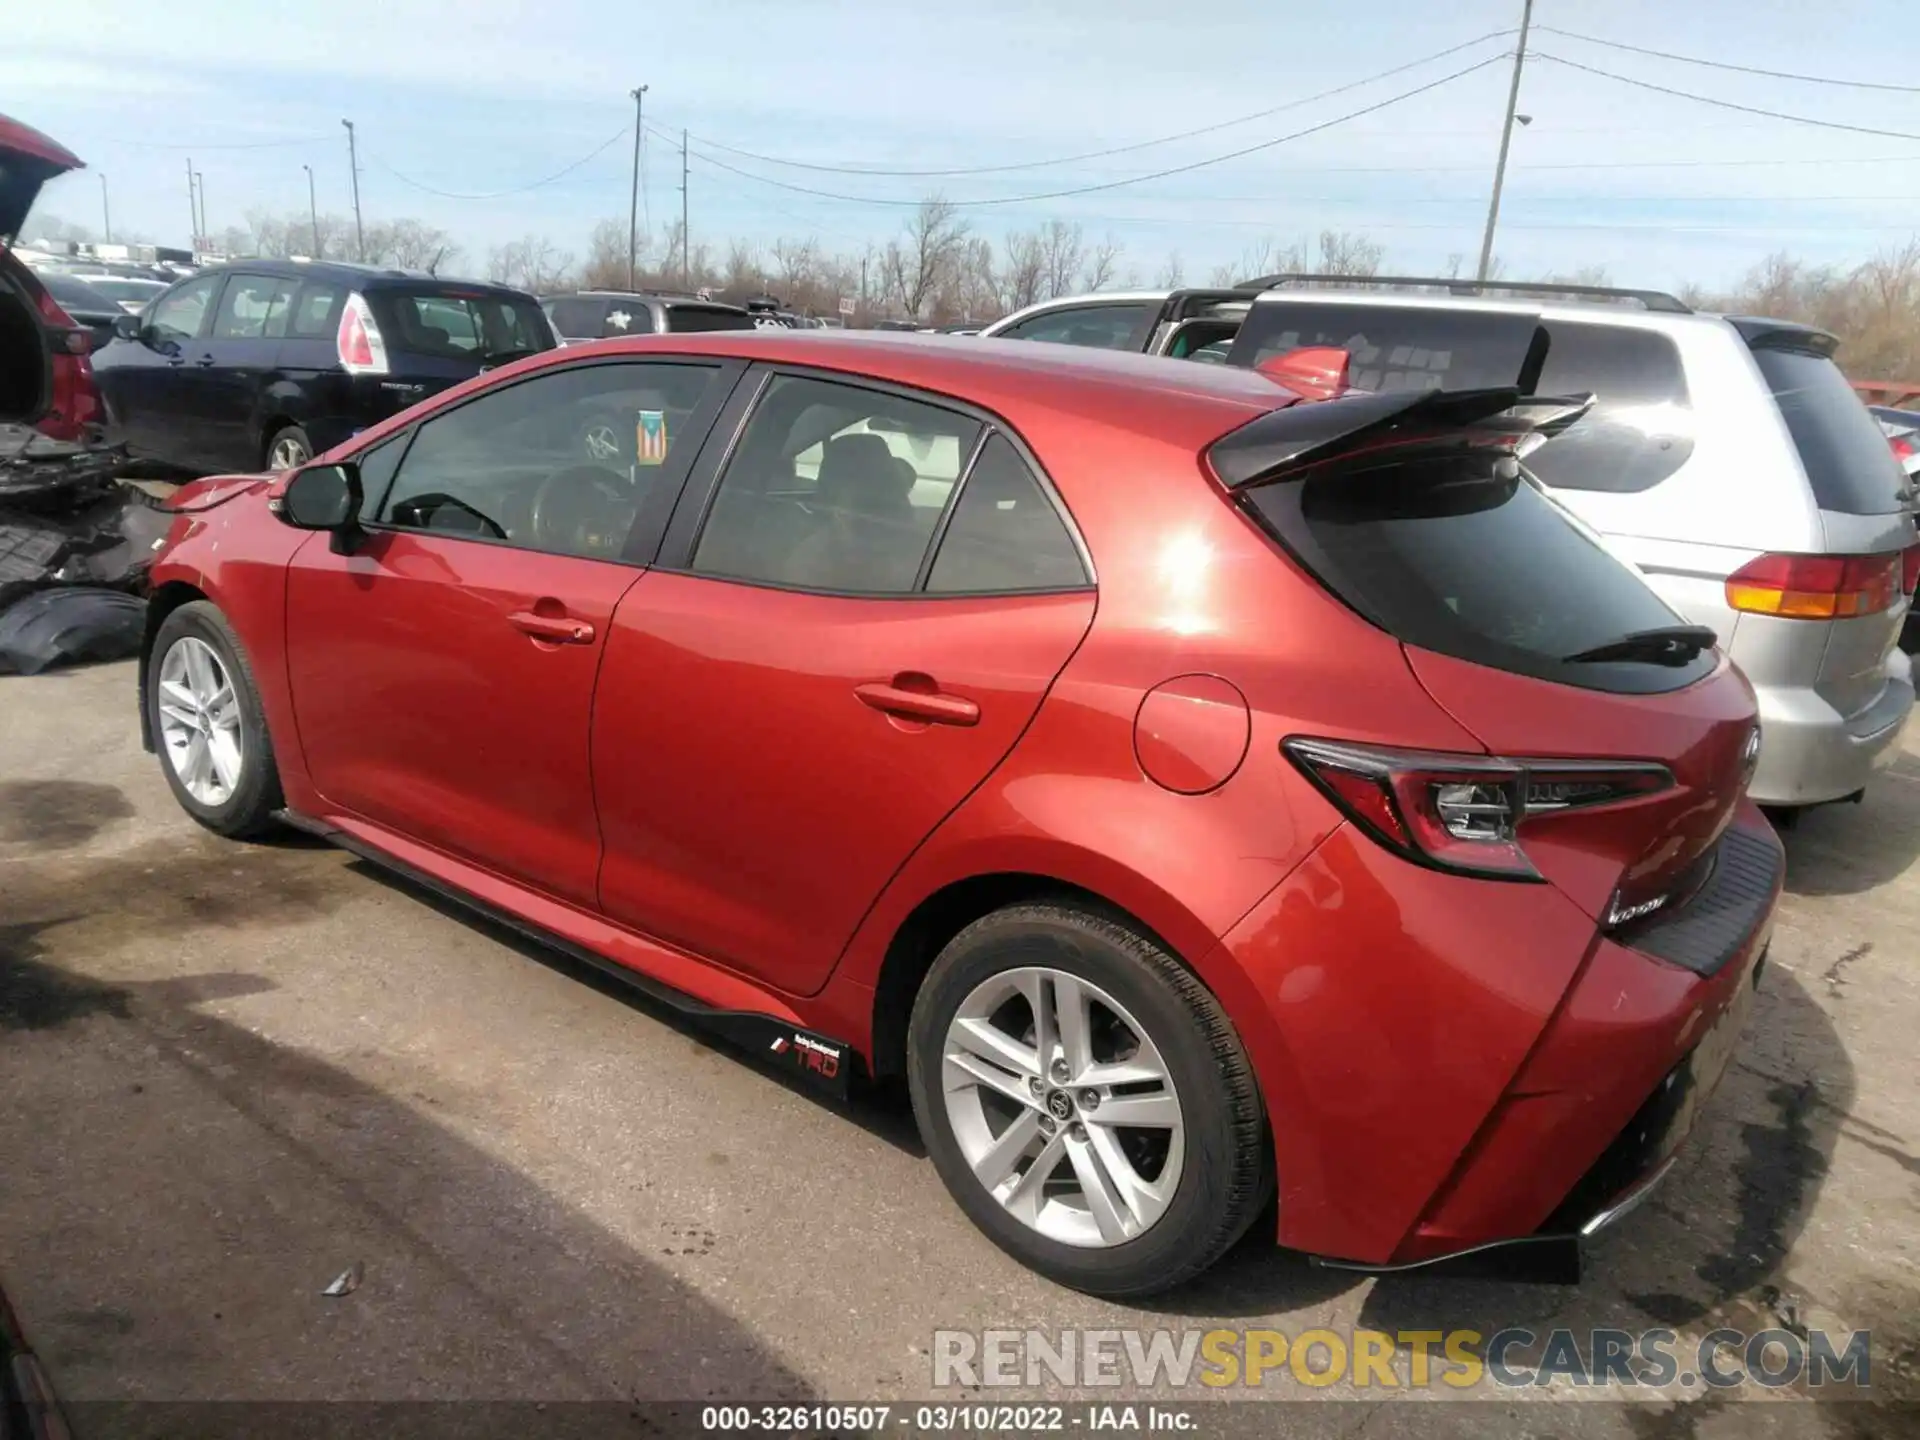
[303,164,320,257]
[186,158,197,251]
[99,174,110,243]
[193,171,207,249]
[342,119,365,262]
[1475,0,1533,284]
[628,84,648,290]
[680,128,690,287]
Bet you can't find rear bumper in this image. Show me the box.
[1748,657,1913,806]
[1225,807,1782,1267]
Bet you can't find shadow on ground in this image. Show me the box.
[0,860,814,1424]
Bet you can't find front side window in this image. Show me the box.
[692,375,980,593]
[373,361,725,560]
[1000,303,1154,350]
[148,276,220,343]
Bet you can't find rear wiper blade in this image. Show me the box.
[1563,624,1718,666]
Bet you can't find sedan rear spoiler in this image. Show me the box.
[1208,387,1595,490]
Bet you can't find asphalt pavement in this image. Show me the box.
[1,659,1916,1437]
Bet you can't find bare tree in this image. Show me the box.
[771,236,818,298]
[487,235,573,292]
[1037,220,1086,301]
[1314,229,1383,277]
[1155,251,1185,289]
[999,229,1045,311]
[580,218,636,288]
[1081,233,1122,292]
[366,218,459,273]
[884,196,971,318]
[723,239,765,297]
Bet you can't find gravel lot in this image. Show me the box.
[1,658,1916,1436]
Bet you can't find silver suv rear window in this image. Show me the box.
[1752,345,1907,516]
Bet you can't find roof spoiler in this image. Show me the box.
[1208,387,1596,490]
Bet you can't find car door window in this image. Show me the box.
[691,374,981,594]
[999,303,1152,349]
[211,274,299,340]
[148,276,220,344]
[374,361,727,560]
[927,435,1088,593]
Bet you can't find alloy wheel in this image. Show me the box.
[157,636,246,806]
[941,966,1185,1248]
[268,434,311,471]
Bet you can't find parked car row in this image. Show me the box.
[0,111,1900,1300]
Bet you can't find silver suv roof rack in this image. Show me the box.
[1234,273,1692,315]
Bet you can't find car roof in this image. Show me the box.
[194,257,533,296]
[984,291,1173,332]
[508,328,1285,448]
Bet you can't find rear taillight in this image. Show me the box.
[1725,552,1899,619]
[336,291,389,376]
[1904,543,1920,597]
[1284,737,1671,880]
[1891,432,1918,463]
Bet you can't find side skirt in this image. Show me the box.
[278,809,858,1099]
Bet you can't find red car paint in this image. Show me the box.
[145,331,1778,1266]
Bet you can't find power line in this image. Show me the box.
[369,126,631,200]
[1532,53,1920,142]
[1536,25,1920,94]
[650,54,1508,210]
[662,30,1513,178]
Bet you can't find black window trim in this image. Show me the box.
[654,360,1097,600]
[341,354,749,569]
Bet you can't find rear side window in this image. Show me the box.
[211,274,298,340]
[546,297,610,338]
[289,283,344,339]
[1753,346,1906,515]
[1527,324,1694,494]
[370,288,552,362]
[1243,451,1714,694]
[663,305,757,334]
[927,435,1087,593]
[999,303,1154,350]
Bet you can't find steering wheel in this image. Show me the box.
[529,465,635,555]
[579,416,626,465]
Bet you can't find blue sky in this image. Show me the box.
[8,0,1918,289]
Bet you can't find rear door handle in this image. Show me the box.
[855,679,980,727]
[195,355,217,367]
[507,610,595,645]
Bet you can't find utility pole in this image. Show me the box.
[99,174,110,243]
[627,84,648,289]
[303,164,320,257]
[186,158,198,251]
[342,119,365,262]
[193,171,207,249]
[680,128,690,287]
[1475,0,1532,284]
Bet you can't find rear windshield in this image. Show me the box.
[1229,303,1696,494]
[544,297,610,339]
[370,288,554,363]
[664,304,757,334]
[1243,450,1715,694]
[1752,346,1906,515]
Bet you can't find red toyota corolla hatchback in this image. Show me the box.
[139,331,1779,1296]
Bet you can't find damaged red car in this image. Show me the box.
[1,115,102,447]
[138,329,1780,1296]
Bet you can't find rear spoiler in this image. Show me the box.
[1208,387,1595,490]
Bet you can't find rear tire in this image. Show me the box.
[907,902,1270,1297]
[265,424,314,472]
[147,601,283,839]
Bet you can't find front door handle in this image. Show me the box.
[855,678,980,727]
[507,609,595,645]
[194,354,217,367]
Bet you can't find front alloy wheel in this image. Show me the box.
[267,430,312,471]
[157,635,245,806]
[942,967,1184,1247]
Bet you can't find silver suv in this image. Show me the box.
[1223,283,1917,809]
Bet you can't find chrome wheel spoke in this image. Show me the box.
[941,964,1186,1250]
[158,636,246,806]
[208,730,243,792]
[972,1110,1043,1193]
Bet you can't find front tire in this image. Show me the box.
[148,601,283,838]
[265,424,314,472]
[907,902,1270,1297]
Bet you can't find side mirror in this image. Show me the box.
[273,463,366,554]
[1255,345,1352,402]
[112,313,142,343]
